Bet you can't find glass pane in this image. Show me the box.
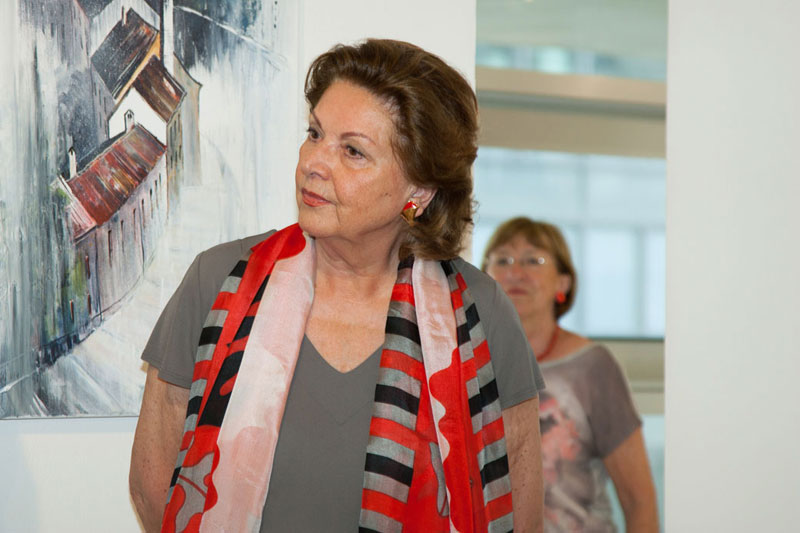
[583,228,637,336]
[473,146,665,338]
[476,43,666,81]
[644,231,666,336]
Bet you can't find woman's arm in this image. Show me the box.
[502,396,543,533]
[603,427,659,533]
[130,365,190,532]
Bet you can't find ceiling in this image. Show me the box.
[477,0,667,64]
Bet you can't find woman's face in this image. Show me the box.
[295,80,417,245]
[485,234,571,320]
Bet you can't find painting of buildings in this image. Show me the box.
[0,0,297,417]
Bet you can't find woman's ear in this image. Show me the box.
[409,186,437,218]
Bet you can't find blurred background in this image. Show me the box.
[474,0,667,528]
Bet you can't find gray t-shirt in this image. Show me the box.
[538,344,641,533]
[142,232,545,532]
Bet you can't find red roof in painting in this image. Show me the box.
[67,125,165,230]
[131,56,185,121]
[91,9,158,98]
[66,195,98,241]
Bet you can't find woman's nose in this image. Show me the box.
[506,262,526,280]
[299,140,334,179]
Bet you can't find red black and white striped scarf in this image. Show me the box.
[161,224,514,532]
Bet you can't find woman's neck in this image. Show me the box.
[521,312,561,360]
[314,233,404,295]
[306,231,406,372]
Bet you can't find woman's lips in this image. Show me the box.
[301,188,330,207]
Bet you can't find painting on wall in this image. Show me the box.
[0,0,299,417]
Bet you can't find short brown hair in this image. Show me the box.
[304,39,477,260]
[481,217,578,319]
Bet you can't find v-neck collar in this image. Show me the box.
[298,335,382,424]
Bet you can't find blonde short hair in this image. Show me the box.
[482,217,577,319]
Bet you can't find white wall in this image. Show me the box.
[0,417,141,532]
[295,0,476,144]
[297,1,475,89]
[0,1,476,531]
[666,1,800,531]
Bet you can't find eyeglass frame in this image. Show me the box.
[484,254,548,269]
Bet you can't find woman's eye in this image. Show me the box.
[522,257,545,267]
[306,127,320,140]
[345,145,364,158]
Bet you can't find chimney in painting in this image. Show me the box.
[162,0,174,74]
[68,147,77,179]
[122,7,127,26]
[124,110,136,132]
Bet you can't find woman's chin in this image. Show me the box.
[297,214,333,240]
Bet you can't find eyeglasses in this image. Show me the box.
[486,255,547,269]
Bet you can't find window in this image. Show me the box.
[476,43,666,81]
[108,229,113,264]
[85,255,90,279]
[473,147,665,338]
[475,1,666,340]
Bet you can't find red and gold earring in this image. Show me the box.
[401,200,418,225]
[555,291,566,304]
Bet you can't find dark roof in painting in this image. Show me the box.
[77,0,162,19]
[67,125,165,228]
[131,56,185,121]
[91,9,158,98]
[76,131,125,171]
[145,0,162,14]
[76,0,114,18]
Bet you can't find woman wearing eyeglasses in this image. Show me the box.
[482,217,658,533]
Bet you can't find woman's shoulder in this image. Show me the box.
[449,258,543,407]
[581,343,619,367]
[450,256,501,300]
[192,230,276,296]
[555,341,624,377]
[449,257,526,340]
[198,230,275,264]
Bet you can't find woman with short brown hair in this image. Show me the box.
[305,39,477,260]
[130,40,545,532]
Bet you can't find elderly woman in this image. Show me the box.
[130,40,545,532]
[482,217,658,533]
